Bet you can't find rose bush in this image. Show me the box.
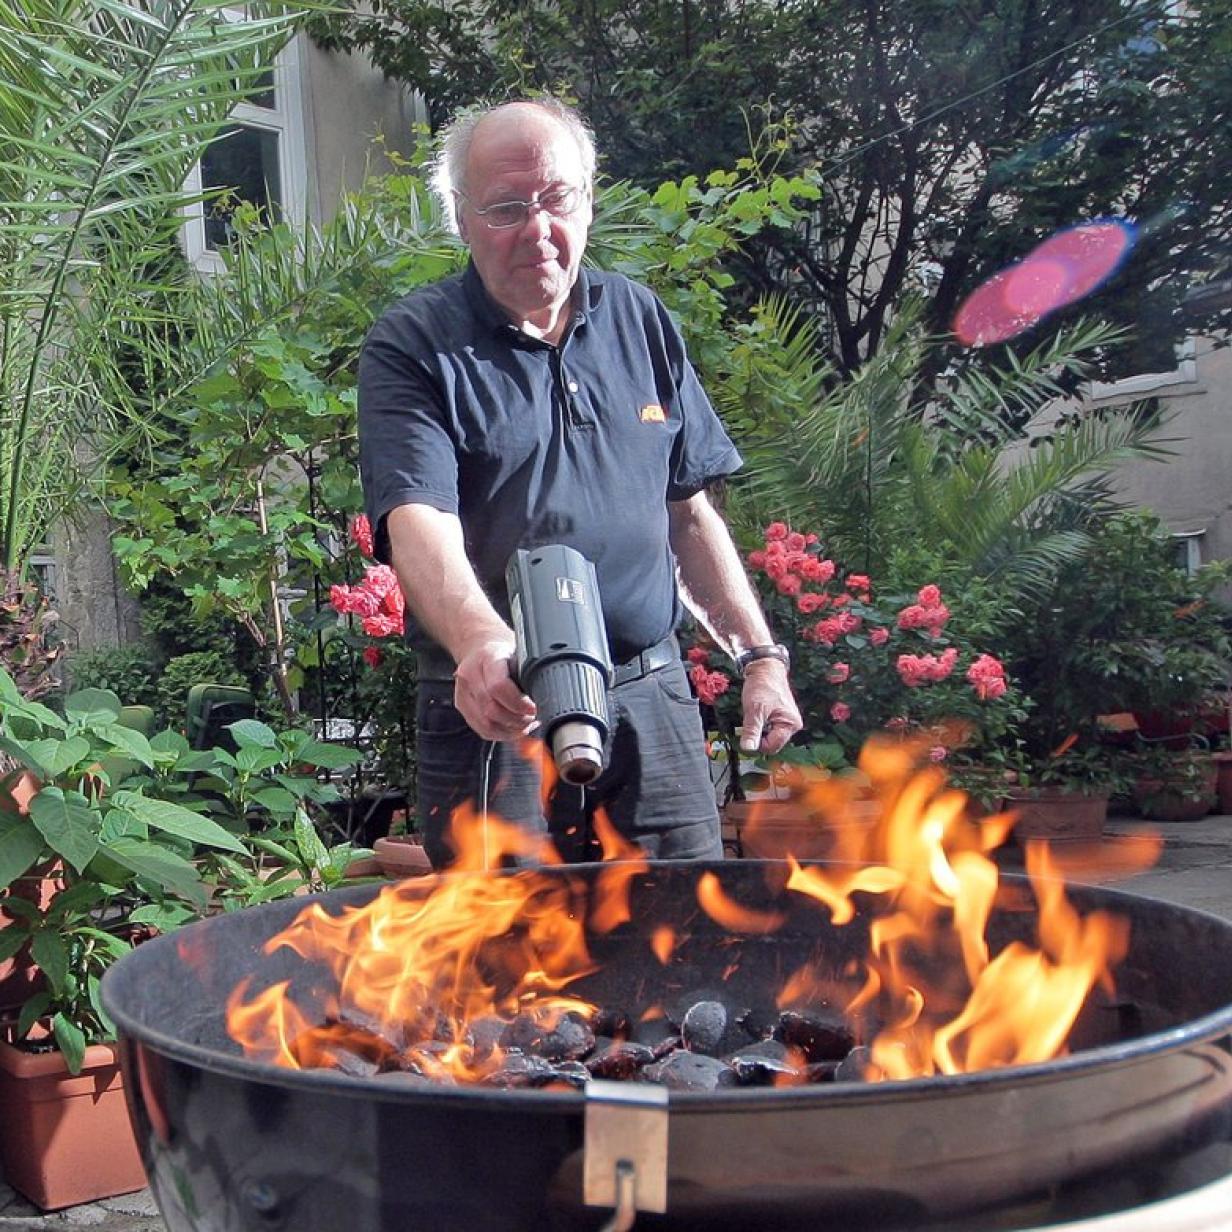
[688,521,1021,790]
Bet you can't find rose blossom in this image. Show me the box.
[362,646,383,668]
[765,522,789,542]
[967,653,1008,701]
[777,574,802,596]
[869,626,890,646]
[350,514,375,559]
[830,701,851,722]
[690,664,731,706]
[687,646,709,665]
[828,662,851,684]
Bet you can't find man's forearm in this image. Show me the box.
[668,492,776,659]
[384,503,512,663]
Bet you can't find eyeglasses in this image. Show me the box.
[456,185,585,230]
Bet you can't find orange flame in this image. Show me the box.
[226,733,1147,1085]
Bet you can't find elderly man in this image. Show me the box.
[358,98,801,868]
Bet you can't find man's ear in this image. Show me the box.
[455,201,470,244]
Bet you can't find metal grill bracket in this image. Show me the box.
[584,1079,669,1227]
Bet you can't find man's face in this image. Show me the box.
[457,106,593,333]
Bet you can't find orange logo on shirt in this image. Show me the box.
[639,404,667,423]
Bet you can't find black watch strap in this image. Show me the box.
[734,643,790,676]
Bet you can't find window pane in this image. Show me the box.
[201,125,282,250]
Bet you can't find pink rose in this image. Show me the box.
[828,662,850,684]
[830,702,851,723]
[350,514,375,559]
[765,522,789,542]
[869,626,890,646]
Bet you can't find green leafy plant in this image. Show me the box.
[0,664,367,1072]
[0,669,249,1070]
[1002,510,1232,771]
[65,646,158,712]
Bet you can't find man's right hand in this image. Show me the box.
[453,637,539,741]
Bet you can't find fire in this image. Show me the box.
[225,735,1151,1085]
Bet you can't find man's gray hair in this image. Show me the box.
[430,97,598,233]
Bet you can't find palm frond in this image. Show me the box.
[0,0,311,571]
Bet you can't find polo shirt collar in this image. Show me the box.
[461,261,604,342]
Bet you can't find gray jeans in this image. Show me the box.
[415,657,723,868]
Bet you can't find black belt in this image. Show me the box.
[611,635,680,688]
[416,635,680,687]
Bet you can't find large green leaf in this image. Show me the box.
[229,719,278,749]
[38,735,92,778]
[102,837,205,905]
[236,746,286,774]
[297,741,362,770]
[110,790,247,853]
[27,787,99,874]
[98,724,155,769]
[52,1012,88,1075]
[0,808,44,887]
[29,929,69,997]
[63,688,122,723]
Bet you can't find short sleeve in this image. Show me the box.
[357,311,460,564]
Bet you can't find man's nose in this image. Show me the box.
[522,202,553,238]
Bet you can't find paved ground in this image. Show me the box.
[4,811,1232,1230]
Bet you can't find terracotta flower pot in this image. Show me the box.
[0,1037,146,1210]
[372,835,434,879]
[1132,764,1218,823]
[722,798,878,861]
[1001,789,1109,844]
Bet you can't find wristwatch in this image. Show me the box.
[734,643,791,676]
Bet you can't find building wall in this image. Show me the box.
[1095,337,1232,568]
[298,39,425,226]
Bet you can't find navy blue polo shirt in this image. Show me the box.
[357,262,741,664]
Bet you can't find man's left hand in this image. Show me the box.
[738,661,803,755]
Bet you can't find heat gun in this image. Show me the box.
[505,544,613,786]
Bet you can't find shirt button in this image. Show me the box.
[568,381,579,393]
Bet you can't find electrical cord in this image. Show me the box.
[478,739,497,871]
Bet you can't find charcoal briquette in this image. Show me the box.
[481,1053,561,1089]
[727,1051,802,1086]
[774,1010,855,1062]
[586,1040,656,1080]
[834,1046,882,1083]
[643,1051,737,1091]
[592,1007,633,1040]
[681,1000,728,1056]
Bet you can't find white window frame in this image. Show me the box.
[1172,530,1205,577]
[182,24,306,274]
[1088,336,1199,401]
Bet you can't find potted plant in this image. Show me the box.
[1126,744,1218,823]
[997,742,1133,846]
[0,668,249,1208]
[996,511,1232,841]
[0,665,368,1208]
